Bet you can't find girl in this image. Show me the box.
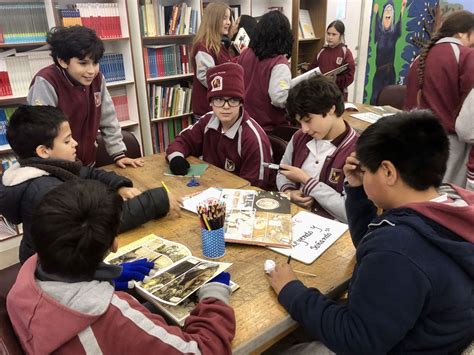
[308,20,355,101]
[191,3,233,118]
[404,10,474,191]
[237,10,293,133]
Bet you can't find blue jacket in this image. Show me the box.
[278,184,474,354]
[0,158,170,263]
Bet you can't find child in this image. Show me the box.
[404,10,474,191]
[166,62,274,189]
[191,3,233,118]
[268,111,474,353]
[7,179,235,354]
[0,105,179,264]
[237,10,292,133]
[308,20,355,101]
[27,26,144,168]
[276,75,358,222]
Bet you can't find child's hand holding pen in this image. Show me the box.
[279,163,311,185]
[343,152,364,187]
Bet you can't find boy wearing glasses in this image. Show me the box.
[166,62,274,189]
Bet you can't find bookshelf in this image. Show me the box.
[0,0,142,244]
[129,0,201,154]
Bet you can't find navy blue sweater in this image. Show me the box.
[278,185,474,354]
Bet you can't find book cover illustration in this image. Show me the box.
[232,27,250,53]
[221,190,292,248]
[299,9,315,39]
[105,234,231,308]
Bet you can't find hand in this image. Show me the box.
[114,258,154,291]
[373,3,379,13]
[167,192,182,218]
[326,73,337,82]
[401,0,407,13]
[118,187,142,201]
[279,164,311,185]
[267,263,297,295]
[343,152,363,187]
[115,156,145,169]
[288,189,315,209]
[169,156,190,175]
[209,271,231,286]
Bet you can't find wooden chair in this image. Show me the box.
[95,131,142,168]
[376,85,407,110]
[268,134,288,165]
[270,125,299,142]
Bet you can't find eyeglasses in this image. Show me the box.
[211,97,241,108]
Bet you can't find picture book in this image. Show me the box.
[182,188,293,248]
[220,189,292,248]
[232,27,250,54]
[290,64,348,88]
[269,211,348,264]
[299,9,315,39]
[105,234,233,325]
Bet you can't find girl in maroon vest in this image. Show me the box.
[191,3,233,118]
[308,20,355,101]
[276,76,358,222]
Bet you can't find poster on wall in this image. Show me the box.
[363,0,473,104]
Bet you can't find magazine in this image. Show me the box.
[232,27,250,54]
[290,63,348,88]
[105,234,233,325]
[269,211,348,264]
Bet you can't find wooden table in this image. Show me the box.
[105,154,356,354]
[343,103,399,133]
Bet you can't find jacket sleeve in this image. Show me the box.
[335,48,355,90]
[344,184,377,247]
[118,187,170,233]
[276,137,299,192]
[166,119,207,160]
[195,50,216,87]
[308,49,321,71]
[403,58,419,110]
[302,179,347,223]
[99,77,127,161]
[80,166,133,190]
[111,292,235,354]
[268,63,291,108]
[27,76,59,106]
[278,246,430,354]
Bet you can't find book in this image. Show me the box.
[269,211,348,264]
[290,63,348,88]
[232,27,250,54]
[105,234,233,325]
[299,9,315,39]
[182,188,292,248]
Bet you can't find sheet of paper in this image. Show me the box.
[165,164,209,177]
[269,211,348,264]
[181,187,222,213]
[350,112,382,123]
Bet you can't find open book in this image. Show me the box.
[232,27,250,54]
[269,211,348,264]
[105,234,234,325]
[182,188,292,248]
[290,63,348,88]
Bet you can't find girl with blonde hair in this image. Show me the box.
[191,3,233,117]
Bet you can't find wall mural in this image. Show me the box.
[363,0,473,104]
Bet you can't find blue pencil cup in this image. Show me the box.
[201,227,225,259]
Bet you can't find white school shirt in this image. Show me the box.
[300,139,337,181]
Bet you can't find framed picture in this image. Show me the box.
[230,5,241,20]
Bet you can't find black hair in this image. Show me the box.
[418,11,474,87]
[249,10,293,60]
[327,20,345,35]
[6,105,68,160]
[232,15,258,41]
[356,110,449,190]
[31,180,123,278]
[47,26,105,66]
[286,75,345,121]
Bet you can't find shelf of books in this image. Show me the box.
[132,0,200,153]
[0,0,144,244]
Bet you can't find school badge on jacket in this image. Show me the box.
[225,158,235,172]
[329,168,342,184]
[336,57,343,65]
[94,92,102,107]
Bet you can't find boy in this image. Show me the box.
[276,75,358,222]
[7,179,235,354]
[27,25,143,168]
[268,111,474,353]
[166,62,274,189]
[0,105,179,264]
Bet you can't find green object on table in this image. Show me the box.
[165,163,208,177]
